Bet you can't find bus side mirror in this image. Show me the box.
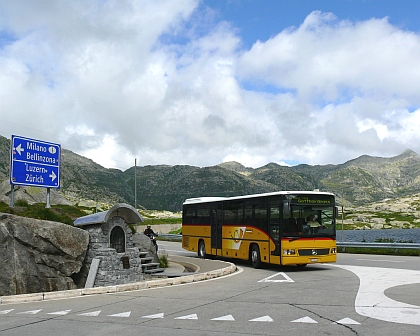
[283,201,290,216]
[334,206,339,218]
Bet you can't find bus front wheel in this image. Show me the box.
[198,241,206,258]
[250,244,262,269]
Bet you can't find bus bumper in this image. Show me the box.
[281,254,337,265]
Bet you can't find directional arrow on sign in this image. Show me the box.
[15,143,24,155]
[49,171,57,181]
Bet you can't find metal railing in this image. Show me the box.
[157,233,182,241]
[157,235,419,251]
[337,242,420,251]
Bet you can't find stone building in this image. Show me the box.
[74,203,152,287]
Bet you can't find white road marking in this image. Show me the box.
[142,313,164,319]
[16,309,42,315]
[333,265,420,325]
[356,258,405,263]
[258,272,294,283]
[174,313,198,320]
[47,310,71,315]
[211,314,235,321]
[334,317,360,325]
[0,308,364,325]
[0,310,14,314]
[78,311,101,316]
[108,311,131,317]
[291,316,318,323]
[249,315,273,322]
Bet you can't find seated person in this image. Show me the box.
[144,225,158,237]
[307,215,321,234]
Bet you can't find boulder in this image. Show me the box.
[0,212,89,296]
[133,232,159,263]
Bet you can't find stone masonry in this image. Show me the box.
[74,203,149,287]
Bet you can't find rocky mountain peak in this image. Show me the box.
[2,134,420,211]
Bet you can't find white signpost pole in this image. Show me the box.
[10,185,14,207]
[46,188,51,208]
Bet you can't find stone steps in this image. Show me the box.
[140,251,164,274]
[144,267,166,274]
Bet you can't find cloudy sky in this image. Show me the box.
[1,0,420,170]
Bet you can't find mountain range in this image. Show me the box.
[1,135,419,211]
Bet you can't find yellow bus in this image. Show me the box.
[182,191,338,268]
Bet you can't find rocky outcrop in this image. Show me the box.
[0,213,89,296]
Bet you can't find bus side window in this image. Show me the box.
[196,208,211,224]
[184,208,196,224]
[254,203,267,231]
[244,207,252,225]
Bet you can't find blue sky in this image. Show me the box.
[204,0,420,47]
[0,0,420,170]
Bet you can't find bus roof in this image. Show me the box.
[183,190,335,205]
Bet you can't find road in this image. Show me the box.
[0,241,418,335]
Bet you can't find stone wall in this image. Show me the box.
[92,248,143,286]
[80,216,145,287]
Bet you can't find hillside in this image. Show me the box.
[2,134,420,211]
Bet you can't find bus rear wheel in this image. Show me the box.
[198,241,206,258]
[250,244,262,269]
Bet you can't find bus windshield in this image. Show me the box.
[283,194,336,238]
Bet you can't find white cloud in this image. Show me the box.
[239,11,420,104]
[1,3,420,170]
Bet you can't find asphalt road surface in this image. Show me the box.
[0,241,418,336]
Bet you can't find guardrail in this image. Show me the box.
[157,233,182,241]
[158,235,419,251]
[337,242,420,251]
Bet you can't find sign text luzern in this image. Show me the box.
[10,135,61,188]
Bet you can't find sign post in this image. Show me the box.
[10,135,61,208]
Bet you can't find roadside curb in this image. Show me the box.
[0,258,237,305]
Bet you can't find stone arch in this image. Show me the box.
[110,225,125,253]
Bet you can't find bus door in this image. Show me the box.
[211,204,223,253]
[269,198,281,261]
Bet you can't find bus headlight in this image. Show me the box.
[283,249,296,255]
[330,248,337,254]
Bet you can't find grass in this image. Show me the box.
[169,228,182,234]
[1,200,183,228]
[0,201,90,225]
[338,247,419,256]
[142,217,182,225]
[158,253,169,268]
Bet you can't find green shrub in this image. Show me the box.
[169,228,182,234]
[0,202,10,212]
[158,253,168,268]
[15,199,29,207]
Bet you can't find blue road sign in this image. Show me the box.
[10,135,61,188]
